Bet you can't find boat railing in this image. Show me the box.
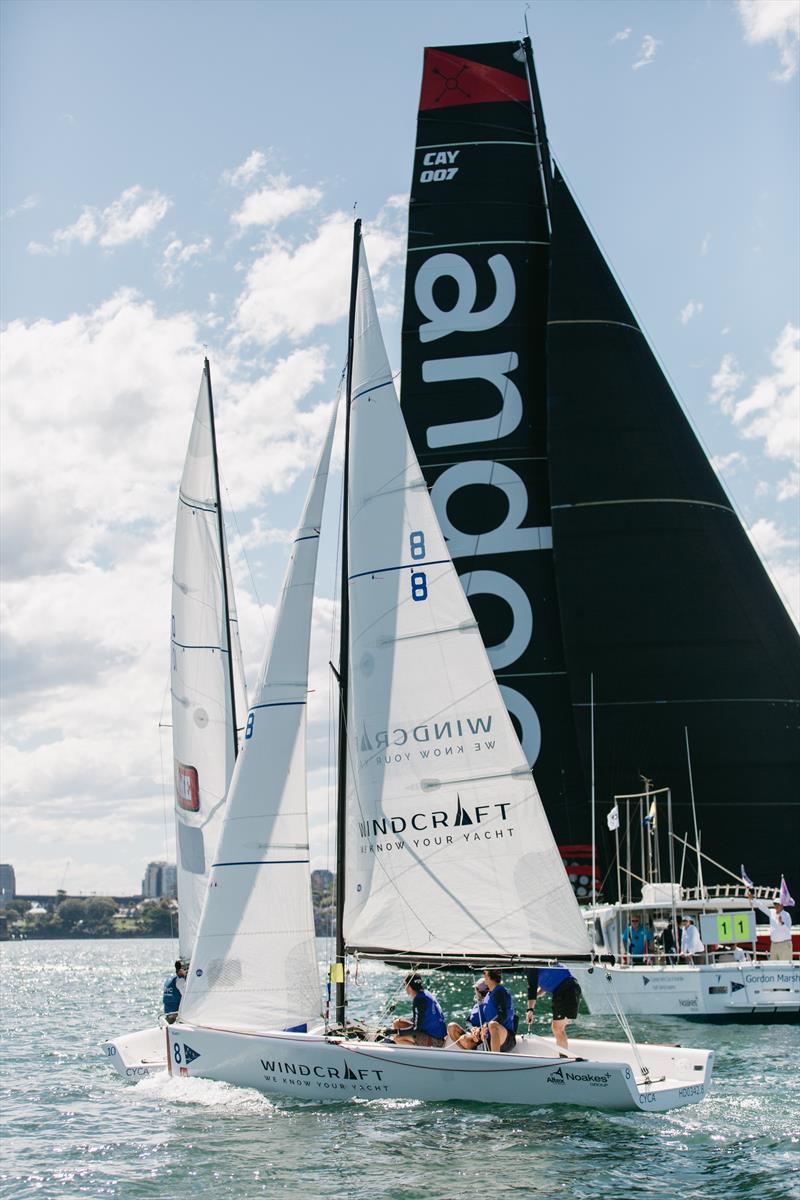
[681,884,777,902]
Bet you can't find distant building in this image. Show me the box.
[0,864,16,905]
[142,861,178,899]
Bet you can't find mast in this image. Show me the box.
[205,357,239,764]
[334,217,362,1025]
[522,35,553,216]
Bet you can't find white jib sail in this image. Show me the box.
[180,403,337,1034]
[343,242,590,959]
[171,366,247,961]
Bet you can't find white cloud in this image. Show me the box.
[160,236,212,286]
[28,185,171,255]
[701,233,712,256]
[0,284,344,890]
[231,175,322,230]
[611,28,633,44]
[4,194,39,219]
[711,450,747,475]
[730,325,799,463]
[709,352,746,411]
[680,299,704,325]
[737,0,800,81]
[633,34,660,69]
[748,517,799,619]
[223,150,268,187]
[777,469,800,500]
[234,209,404,347]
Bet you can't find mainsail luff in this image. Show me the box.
[205,358,241,765]
[171,365,247,959]
[334,217,362,1027]
[342,239,590,959]
[180,404,337,1034]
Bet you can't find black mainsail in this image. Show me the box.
[400,42,588,860]
[400,40,800,886]
[547,166,800,882]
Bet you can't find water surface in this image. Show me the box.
[1,939,797,1199]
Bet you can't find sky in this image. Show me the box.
[1,0,798,896]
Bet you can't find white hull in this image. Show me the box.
[162,1023,713,1113]
[103,1026,168,1079]
[573,961,800,1019]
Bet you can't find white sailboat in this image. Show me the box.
[105,360,247,1079]
[165,230,714,1112]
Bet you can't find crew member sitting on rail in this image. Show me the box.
[478,969,516,1052]
[391,973,447,1047]
[447,978,490,1050]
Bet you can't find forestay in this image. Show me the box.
[343,242,590,959]
[171,366,247,960]
[180,404,337,1034]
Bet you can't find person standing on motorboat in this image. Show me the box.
[622,914,654,962]
[163,960,187,1024]
[526,966,582,1054]
[680,917,705,963]
[660,921,678,964]
[478,969,517,1052]
[391,973,447,1047]
[746,892,793,961]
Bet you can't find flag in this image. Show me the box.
[740,864,754,890]
[779,876,795,908]
[643,799,657,829]
[607,804,620,831]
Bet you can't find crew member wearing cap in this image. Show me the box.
[446,978,490,1050]
[478,969,516,1052]
[391,974,447,1047]
[526,966,581,1054]
[680,917,704,963]
[746,891,793,961]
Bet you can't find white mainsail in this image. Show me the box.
[343,242,590,959]
[180,404,337,1034]
[171,364,247,960]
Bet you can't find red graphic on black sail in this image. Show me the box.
[419,48,529,111]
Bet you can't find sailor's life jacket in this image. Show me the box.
[163,974,182,1014]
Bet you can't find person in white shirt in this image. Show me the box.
[680,917,705,963]
[747,892,793,961]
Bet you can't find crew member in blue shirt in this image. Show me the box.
[622,914,654,962]
[478,968,516,1052]
[391,973,447,1047]
[163,960,187,1024]
[526,965,582,1054]
[447,978,490,1050]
